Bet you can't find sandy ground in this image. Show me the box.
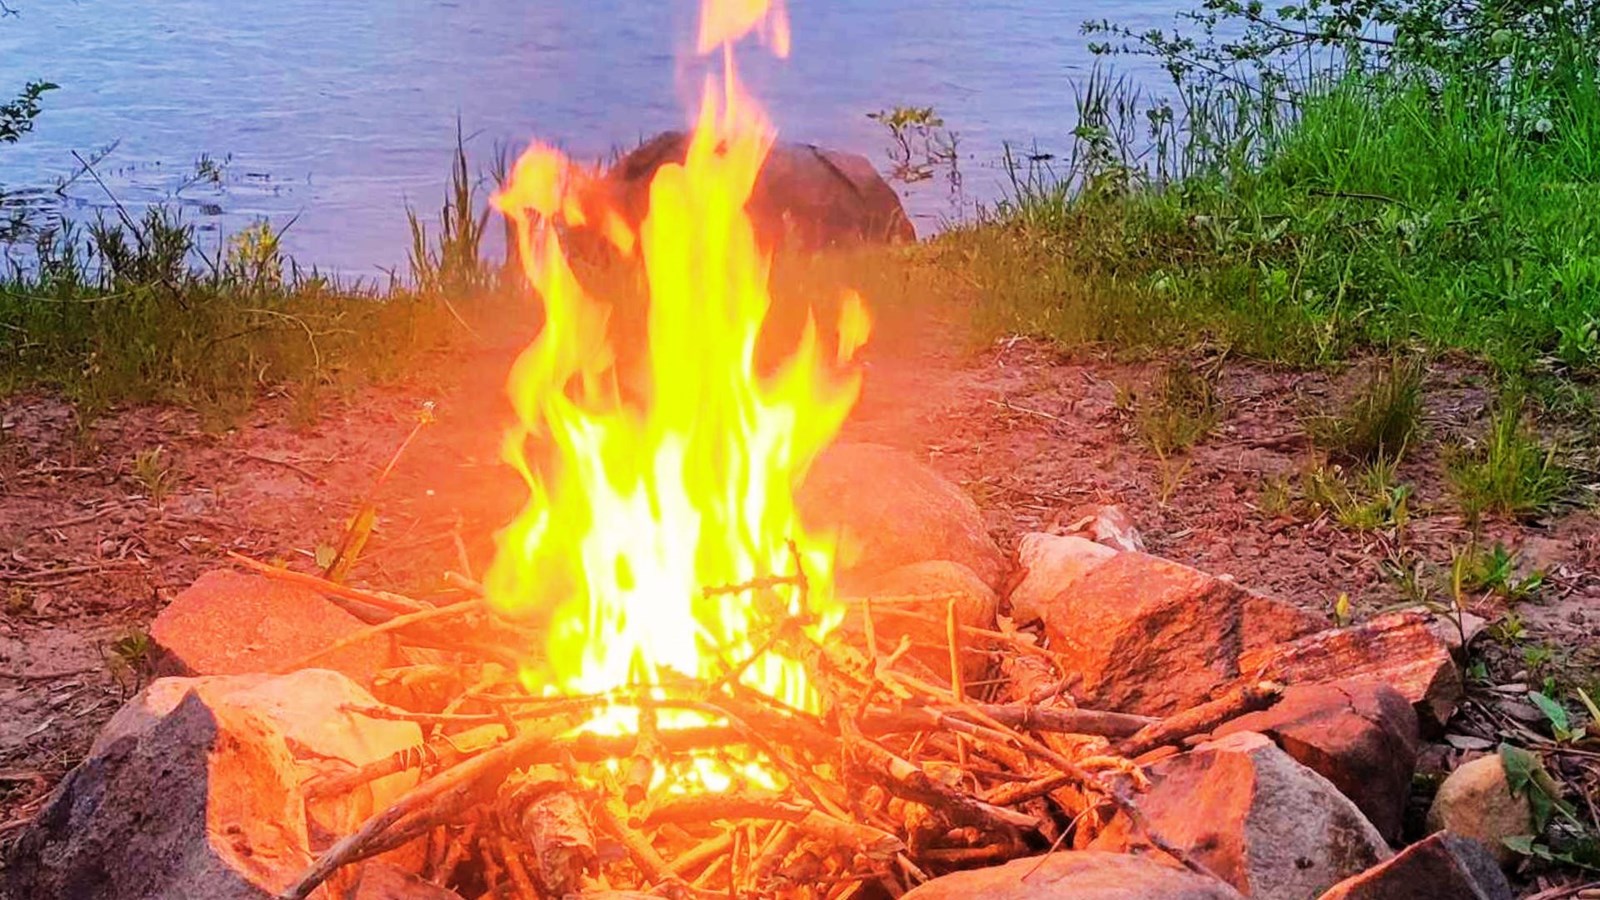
[3,301,1597,856]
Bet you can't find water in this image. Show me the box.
[0,0,1182,276]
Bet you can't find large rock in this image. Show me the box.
[604,132,916,249]
[1239,611,1462,730]
[798,443,1007,590]
[1005,533,1117,625]
[114,670,424,844]
[5,690,314,900]
[900,850,1243,899]
[1092,731,1391,900]
[1317,832,1513,900]
[5,670,423,900]
[845,560,998,681]
[1426,754,1535,867]
[151,569,392,685]
[1214,680,1420,842]
[1042,552,1323,716]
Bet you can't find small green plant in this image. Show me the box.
[131,446,175,507]
[1258,473,1293,517]
[868,105,959,185]
[1529,691,1585,743]
[1302,457,1414,533]
[105,627,154,693]
[1490,611,1528,643]
[1306,358,1426,464]
[406,122,495,300]
[1447,403,1569,524]
[1454,542,1545,602]
[1133,361,1221,459]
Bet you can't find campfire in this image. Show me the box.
[5,1,1509,899]
[262,2,1237,894]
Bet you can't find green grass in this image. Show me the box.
[1447,401,1570,523]
[1305,358,1426,464]
[923,45,1600,379]
[0,140,508,419]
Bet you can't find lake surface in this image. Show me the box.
[0,0,1184,276]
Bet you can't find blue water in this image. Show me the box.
[0,0,1182,275]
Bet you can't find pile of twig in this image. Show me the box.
[231,554,1279,900]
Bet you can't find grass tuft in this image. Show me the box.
[1306,358,1426,464]
[1447,401,1569,523]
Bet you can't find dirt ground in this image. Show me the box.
[3,300,1598,858]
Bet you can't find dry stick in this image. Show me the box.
[274,600,482,674]
[496,826,541,900]
[281,720,567,899]
[861,601,1068,663]
[858,704,1153,740]
[592,800,685,893]
[227,551,429,614]
[647,796,903,862]
[1115,681,1284,758]
[950,708,1212,881]
[669,831,736,878]
[946,597,970,775]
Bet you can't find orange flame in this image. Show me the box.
[485,0,868,773]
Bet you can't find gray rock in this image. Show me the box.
[900,850,1244,899]
[1426,754,1535,867]
[1318,831,1512,899]
[1042,552,1323,716]
[1092,731,1392,900]
[1006,533,1117,625]
[798,442,1007,589]
[5,670,427,900]
[1214,680,1419,842]
[5,690,313,900]
[151,569,392,686]
[604,132,917,250]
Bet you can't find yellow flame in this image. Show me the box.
[484,0,866,777]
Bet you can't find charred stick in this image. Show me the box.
[477,834,507,900]
[844,733,1039,833]
[1114,681,1283,758]
[983,772,1074,807]
[919,844,1018,864]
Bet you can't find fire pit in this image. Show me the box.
[1,2,1518,899]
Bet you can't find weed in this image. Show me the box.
[130,446,175,507]
[868,106,960,187]
[1447,402,1569,523]
[1455,541,1545,602]
[1306,358,1426,464]
[1490,611,1528,643]
[1258,473,1293,517]
[1302,457,1414,532]
[1132,361,1221,458]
